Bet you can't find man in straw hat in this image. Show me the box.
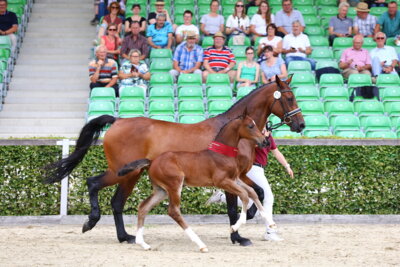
[170,32,204,83]
[202,31,236,83]
[354,2,377,37]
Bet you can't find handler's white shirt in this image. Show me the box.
[282,32,310,58]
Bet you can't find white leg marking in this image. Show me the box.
[231,210,247,232]
[185,227,208,252]
[136,227,151,250]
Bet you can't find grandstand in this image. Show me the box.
[0,0,399,138]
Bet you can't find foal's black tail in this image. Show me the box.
[118,159,151,177]
[43,115,117,184]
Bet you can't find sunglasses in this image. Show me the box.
[246,52,254,54]
[376,37,385,40]
[236,4,244,7]
[111,6,119,9]
[108,28,117,31]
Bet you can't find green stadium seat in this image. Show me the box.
[236,86,255,100]
[304,26,325,36]
[179,115,205,124]
[174,0,195,4]
[293,0,313,6]
[309,36,329,48]
[177,73,202,88]
[201,36,214,49]
[148,100,175,116]
[355,101,385,121]
[332,115,361,131]
[325,101,355,117]
[296,6,317,16]
[319,73,344,88]
[316,0,337,6]
[362,37,376,49]
[310,48,334,60]
[304,130,333,137]
[303,115,330,131]
[370,6,388,16]
[335,130,365,138]
[118,101,145,118]
[347,7,356,18]
[149,86,174,101]
[149,58,173,73]
[298,100,325,115]
[206,73,231,88]
[87,101,115,121]
[332,37,353,50]
[290,72,316,87]
[208,100,233,116]
[178,100,205,117]
[149,49,173,61]
[318,6,338,18]
[207,86,233,100]
[119,86,145,101]
[150,115,175,122]
[316,60,339,70]
[381,87,400,103]
[127,0,148,5]
[294,86,320,101]
[231,46,248,61]
[321,87,349,101]
[362,115,392,133]
[334,49,344,61]
[247,6,258,17]
[90,87,116,102]
[178,86,203,100]
[0,36,11,50]
[386,37,396,46]
[347,74,372,88]
[366,131,397,138]
[303,15,320,27]
[174,4,195,15]
[376,74,400,88]
[198,5,212,17]
[272,130,302,138]
[288,60,312,73]
[150,73,173,87]
[384,102,400,117]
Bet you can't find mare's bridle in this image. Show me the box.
[266,83,302,131]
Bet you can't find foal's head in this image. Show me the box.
[269,76,305,133]
[238,115,266,148]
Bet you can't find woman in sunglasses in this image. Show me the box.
[97,2,123,40]
[100,23,121,60]
[225,1,250,40]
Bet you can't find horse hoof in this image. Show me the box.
[118,234,136,244]
[82,220,93,233]
[230,231,253,247]
[200,247,209,253]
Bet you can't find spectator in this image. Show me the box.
[107,0,126,16]
[225,1,250,41]
[147,13,173,50]
[118,49,151,92]
[169,32,203,83]
[249,1,274,40]
[148,0,172,25]
[282,21,316,70]
[353,2,377,37]
[275,0,305,35]
[328,2,353,46]
[100,23,121,61]
[89,45,119,96]
[90,0,100,25]
[236,46,260,88]
[124,4,147,35]
[245,0,261,13]
[365,0,387,8]
[261,45,288,83]
[175,10,200,44]
[339,34,372,79]
[97,2,123,40]
[200,0,224,36]
[0,0,18,49]
[257,23,282,63]
[121,21,149,61]
[202,32,236,83]
[375,1,400,38]
[370,32,399,76]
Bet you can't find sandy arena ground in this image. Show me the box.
[0,223,399,267]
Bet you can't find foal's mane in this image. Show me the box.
[214,115,244,140]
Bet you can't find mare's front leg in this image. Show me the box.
[136,185,168,250]
[111,170,142,243]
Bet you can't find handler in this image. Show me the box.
[207,128,294,241]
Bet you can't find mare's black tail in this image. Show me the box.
[118,159,151,176]
[43,115,116,184]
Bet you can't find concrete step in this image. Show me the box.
[6,90,88,98]
[14,64,88,72]
[22,38,93,46]
[1,103,87,112]
[17,47,90,54]
[0,111,85,118]
[4,96,87,104]
[16,54,91,62]
[9,79,89,91]
[12,69,87,78]
[0,118,85,127]
[25,31,95,38]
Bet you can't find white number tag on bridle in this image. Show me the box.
[273,91,281,99]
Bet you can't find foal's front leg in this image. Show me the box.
[237,179,269,223]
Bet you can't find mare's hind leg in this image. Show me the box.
[167,182,208,253]
[111,170,142,243]
[136,184,168,250]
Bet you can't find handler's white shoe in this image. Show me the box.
[264,225,284,241]
[205,190,224,205]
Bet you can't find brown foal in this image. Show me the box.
[118,115,271,252]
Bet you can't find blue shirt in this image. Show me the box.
[173,42,204,71]
[378,11,400,38]
[146,22,173,47]
[275,10,305,33]
[261,57,285,80]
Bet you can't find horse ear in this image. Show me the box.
[275,75,281,84]
[286,74,293,85]
[242,107,248,118]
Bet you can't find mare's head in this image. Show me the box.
[269,76,305,133]
[238,114,266,148]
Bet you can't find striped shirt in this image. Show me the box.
[88,58,118,82]
[354,14,377,36]
[204,46,236,70]
[173,42,204,71]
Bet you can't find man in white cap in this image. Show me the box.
[354,2,377,37]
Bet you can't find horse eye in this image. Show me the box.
[248,124,254,129]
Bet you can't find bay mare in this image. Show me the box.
[44,76,305,245]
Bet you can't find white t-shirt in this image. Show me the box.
[282,32,310,58]
[226,15,250,31]
[250,13,275,36]
[175,24,200,40]
[259,36,282,49]
[200,14,225,35]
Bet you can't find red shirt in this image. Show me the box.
[254,135,277,167]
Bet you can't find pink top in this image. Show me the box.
[101,35,118,60]
[254,135,277,167]
[340,48,371,68]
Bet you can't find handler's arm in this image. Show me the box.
[271,148,294,178]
